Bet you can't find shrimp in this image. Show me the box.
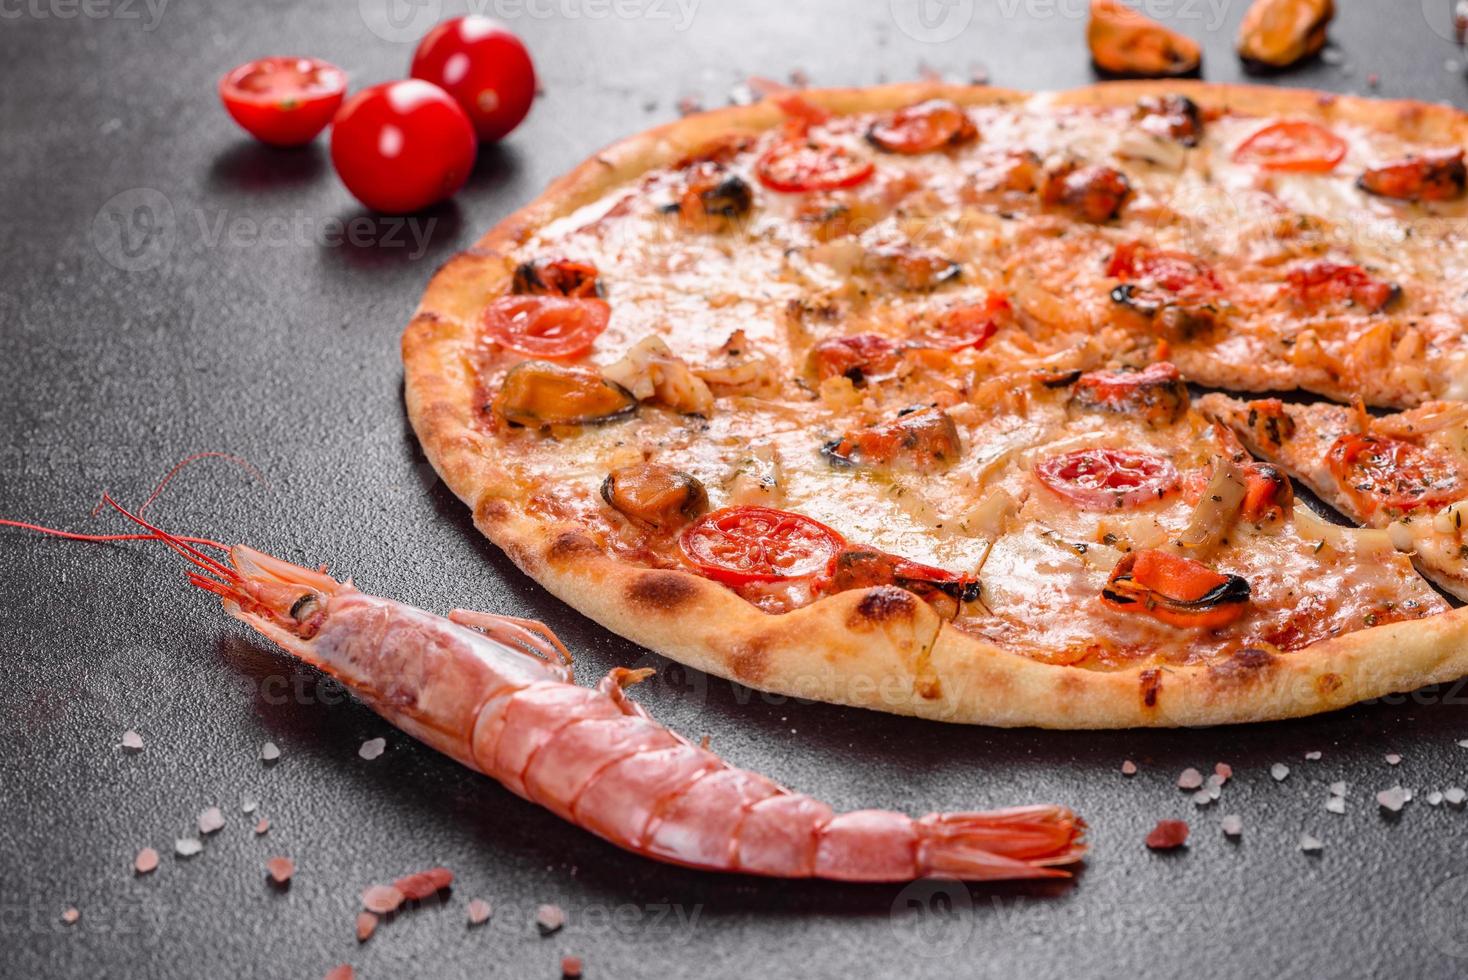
[9,498,1086,882]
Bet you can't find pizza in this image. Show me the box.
[402,81,1468,728]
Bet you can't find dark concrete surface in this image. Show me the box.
[4,1,1468,977]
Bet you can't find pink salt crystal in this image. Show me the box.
[536,903,566,935]
[467,899,492,926]
[562,955,584,978]
[255,818,270,836]
[134,847,159,875]
[1214,762,1232,782]
[1177,767,1203,790]
[61,907,80,925]
[121,730,144,752]
[356,912,377,943]
[198,807,224,835]
[324,967,353,980]
[267,857,295,885]
[1145,820,1189,850]
[1121,760,1138,776]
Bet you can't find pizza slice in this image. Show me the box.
[1200,393,1468,601]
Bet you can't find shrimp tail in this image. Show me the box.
[915,806,1087,880]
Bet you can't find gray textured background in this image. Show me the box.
[4,1,1468,977]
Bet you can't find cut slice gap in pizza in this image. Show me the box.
[1199,393,1468,601]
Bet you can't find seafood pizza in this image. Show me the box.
[403,81,1468,728]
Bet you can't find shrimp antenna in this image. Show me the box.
[88,451,269,519]
[93,493,240,584]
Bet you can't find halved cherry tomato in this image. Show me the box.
[919,294,1010,351]
[330,79,476,214]
[867,99,978,155]
[482,295,610,359]
[1101,550,1251,630]
[1282,260,1399,314]
[1326,433,1462,515]
[218,57,346,147]
[410,16,536,142]
[1232,120,1347,173]
[756,140,875,193]
[679,506,847,586]
[1035,448,1180,510]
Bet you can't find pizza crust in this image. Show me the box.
[404,81,1468,728]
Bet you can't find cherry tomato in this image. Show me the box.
[1326,433,1461,515]
[920,295,1010,351]
[218,57,346,147]
[482,295,610,359]
[1035,448,1180,510]
[330,79,476,214]
[1283,260,1399,313]
[756,140,875,193]
[410,16,536,142]
[1232,120,1347,173]
[867,99,978,155]
[679,506,847,586]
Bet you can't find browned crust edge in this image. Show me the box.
[403,81,1468,728]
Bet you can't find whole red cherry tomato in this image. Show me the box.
[410,17,536,142]
[329,79,476,214]
[219,57,346,147]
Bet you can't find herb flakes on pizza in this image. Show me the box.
[404,81,1468,728]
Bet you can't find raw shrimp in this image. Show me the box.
[7,498,1086,882]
